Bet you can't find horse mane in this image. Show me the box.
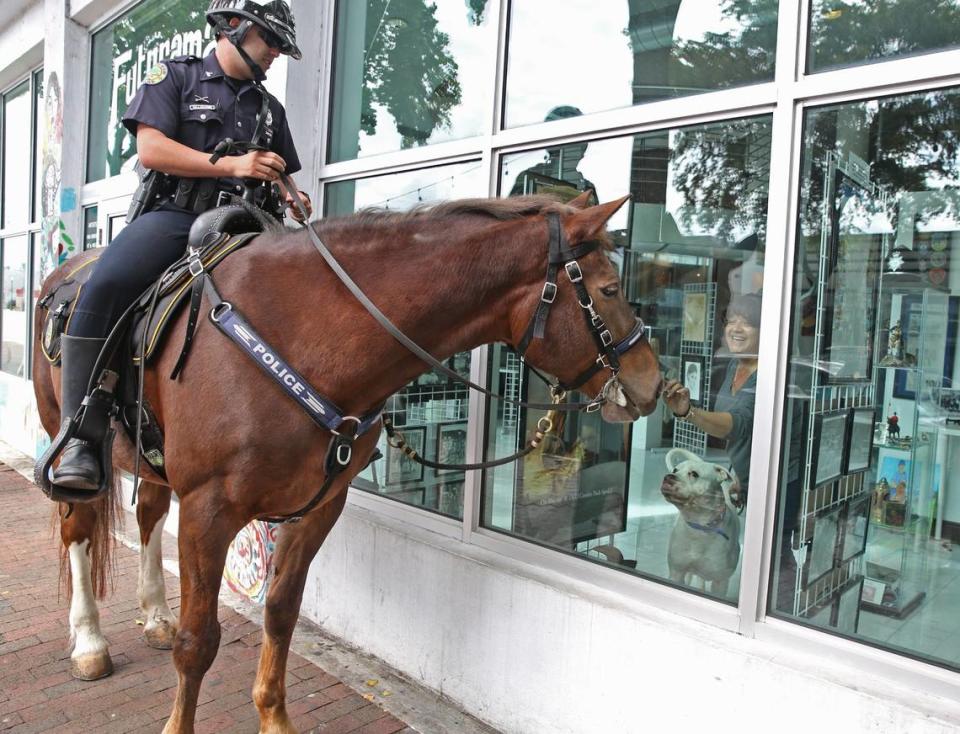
[326,195,613,249]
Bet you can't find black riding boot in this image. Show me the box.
[51,336,109,491]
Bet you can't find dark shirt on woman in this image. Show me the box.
[713,361,756,494]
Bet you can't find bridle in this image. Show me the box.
[279,176,651,470]
[517,212,648,413]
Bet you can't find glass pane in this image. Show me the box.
[807,0,960,73]
[774,86,960,670]
[108,215,127,243]
[487,117,773,603]
[2,235,29,377]
[328,0,497,162]
[83,206,100,250]
[504,0,778,129]
[325,162,486,518]
[3,81,31,230]
[32,70,43,225]
[87,1,214,182]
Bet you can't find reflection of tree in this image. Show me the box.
[103,6,206,175]
[670,0,777,92]
[808,0,960,71]
[670,117,772,244]
[800,89,960,235]
[361,0,465,147]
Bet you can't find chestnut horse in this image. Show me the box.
[32,194,661,734]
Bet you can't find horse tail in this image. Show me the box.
[55,475,122,602]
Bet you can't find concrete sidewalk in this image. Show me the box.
[0,458,483,734]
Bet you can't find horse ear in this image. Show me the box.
[564,195,631,243]
[567,189,594,209]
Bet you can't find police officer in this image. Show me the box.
[53,0,311,491]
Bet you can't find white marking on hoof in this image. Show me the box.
[68,540,112,679]
[138,513,179,650]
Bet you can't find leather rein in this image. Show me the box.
[279,172,648,472]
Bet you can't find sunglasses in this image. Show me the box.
[258,28,285,51]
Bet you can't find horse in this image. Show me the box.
[32,192,662,734]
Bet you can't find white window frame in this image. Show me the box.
[312,0,960,699]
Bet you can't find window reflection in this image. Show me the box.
[776,86,960,671]
[2,236,29,377]
[504,0,778,129]
[807,0,960,73]
[3,82,31,230]
[325,162,485,519]
[487,118,772,603]
[328,0,497,162]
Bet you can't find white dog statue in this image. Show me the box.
[660,448,742,596]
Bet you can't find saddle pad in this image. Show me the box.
[132,231,259,363]
[39,254,102,365]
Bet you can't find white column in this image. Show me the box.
[39,0,87,278]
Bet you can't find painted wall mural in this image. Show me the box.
[39,71,73,275]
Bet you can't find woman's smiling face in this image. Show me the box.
[724,313,760,356]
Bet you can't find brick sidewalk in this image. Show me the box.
[0,463,412,734]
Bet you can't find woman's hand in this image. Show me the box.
[661,378,691,417]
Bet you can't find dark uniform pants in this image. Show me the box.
[68,205,198,339]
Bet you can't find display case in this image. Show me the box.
[862,284,947,617]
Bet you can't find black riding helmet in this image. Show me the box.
[206,0,302,61]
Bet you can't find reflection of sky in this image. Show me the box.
[3,87,31,230]
[347,161,486,210]
[360,2,496,155]
[505,2,632,128]
[505,0,759,127]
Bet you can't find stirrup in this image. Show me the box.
[34,418,115,504]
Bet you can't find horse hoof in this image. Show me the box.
[144,620,178,650]
[71,651,114,680]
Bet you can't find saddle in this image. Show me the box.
[36,204,269,489]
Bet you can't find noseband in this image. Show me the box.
[516,212,647,411]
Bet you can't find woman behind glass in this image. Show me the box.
[662,294,762,499]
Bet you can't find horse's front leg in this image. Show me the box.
[136,480,178,649]
[253,486,350,734]
[60,501,113,680]
[163,490,244,734]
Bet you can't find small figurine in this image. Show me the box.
[880,320,905,366]
[887,412,900,440]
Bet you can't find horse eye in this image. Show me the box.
[600,284,619,297]
[689,471,699,480]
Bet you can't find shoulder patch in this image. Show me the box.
[144,63,168,85]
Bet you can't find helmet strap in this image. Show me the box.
[214,17,267,82]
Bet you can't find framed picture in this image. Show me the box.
[810,409,849,487]
[682,355,705,406]
[384,426,425,485]
[841,493,870,562]
[861,578,886,605]
[837,577,863,632]
[804,507,841,587]
[438,480,464,517]
[879,455,910,501]
[436,422,468,475]
[819,171,881,383]
[682,292,708,343]
[842,407,875,475]
[893,294,958,399]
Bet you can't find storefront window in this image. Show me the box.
[328,0,497,162]
[2,81,31,230]
[31,70,43,225]
[325,161,486,518]
[807,0,960,74]
[504,0,778,129]
[774,86,960,670]
[1,235,28,377]
[87,0,214,182]
[486,117,772,602]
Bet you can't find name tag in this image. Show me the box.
[189,104,217,111]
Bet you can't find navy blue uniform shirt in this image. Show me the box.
[122,50,301,189]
